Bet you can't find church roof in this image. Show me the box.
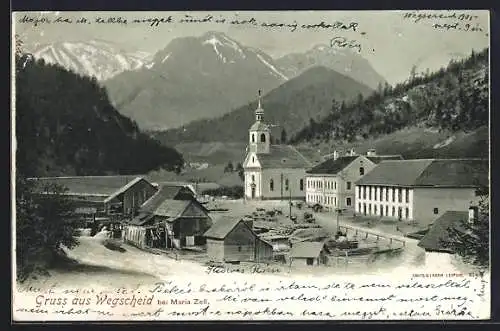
[249,121,270,131]
[257,145,313,169]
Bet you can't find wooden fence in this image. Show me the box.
[338,225,406,248]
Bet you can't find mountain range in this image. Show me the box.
[153,65,374,145]
[275,44,386,90]
[28,39,153,81]
[103,31,289,130]
[27,31,387,130]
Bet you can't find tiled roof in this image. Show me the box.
[417,211,469,252]
[140,185,194,213]
[153,199,192,218]
[257,145,313,169]
[290,241,328,258]
[356,159,488,187]
[203,216,246,240]
[29,176,145,196]
[306,156,358,174]
[366,155,404,163]
[104,177,147,203]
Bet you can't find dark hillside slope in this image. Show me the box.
[15,56,184,177]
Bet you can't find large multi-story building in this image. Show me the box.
[355,159,488,225]
[243,92,312,200]
[305,149,402,212]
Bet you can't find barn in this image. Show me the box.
[29,176,158,236]
[28,175,158,218]
[289,241,330,266]
[204,217,273,263]
[125,195,212,249]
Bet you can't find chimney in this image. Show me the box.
[367,149,377,157]
[468,206,479,224]
[333,150,339,160]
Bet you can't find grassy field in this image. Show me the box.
[175,142,246,165]
[297,125,488,161]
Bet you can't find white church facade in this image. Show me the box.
[243,92,312,200]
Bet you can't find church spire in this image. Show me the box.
[255,89,264,122]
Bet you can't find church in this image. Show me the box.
[242,92,312,200]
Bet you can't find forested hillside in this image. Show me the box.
[290,48,488,145]
[154,66,373,145]
[15,50,184,177]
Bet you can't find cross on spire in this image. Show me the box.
[258,89,262,109]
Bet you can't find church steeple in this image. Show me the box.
[255,89,264,122]
[248,89,270,154]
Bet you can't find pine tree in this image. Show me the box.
[16,177,80,281]
[235,162,244,181]
[280,128,288,144]
[442,193,489,267]
[224,161,234,173]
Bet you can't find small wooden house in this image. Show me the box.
[289,241,330,266]
[126,197,212,249]
[418,210,472,267]
[204,217,273,263]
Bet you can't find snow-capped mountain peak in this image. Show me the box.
[201,32,248,62]
[202,36,227,63]
[29,40,153,81]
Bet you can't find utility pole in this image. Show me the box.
[280,173,284,201]
[336,209,340,234]
[289,184,292,219]
[335,208,345,234]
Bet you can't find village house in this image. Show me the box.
[243,91,312,200]
[289,241,330,266]
[305,149,402,213]
[355,159,488,225]
[204,216,273,263]
[124,187,212,249]
[29,175,158,218]
[417,208,477,267]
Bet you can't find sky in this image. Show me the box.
[13,10,490,85]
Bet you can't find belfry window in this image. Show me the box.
[251,134,255,143]
[260,133,266,142]
[270,179,274,191]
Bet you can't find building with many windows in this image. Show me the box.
[305,149,402,212]
[355,159,488,225]
[243,92,312,200]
